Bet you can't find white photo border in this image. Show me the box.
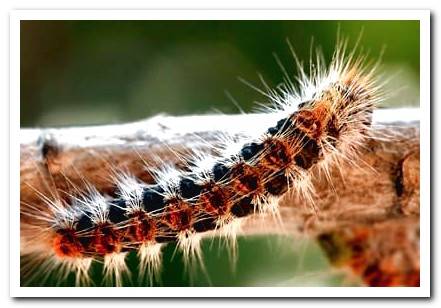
[10,9,431,298]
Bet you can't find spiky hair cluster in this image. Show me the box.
[20,40,383,287]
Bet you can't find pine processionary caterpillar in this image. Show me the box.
[20,38,385,287]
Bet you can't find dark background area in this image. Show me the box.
[20,20,420,286]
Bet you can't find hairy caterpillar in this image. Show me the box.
[20,38,383,287]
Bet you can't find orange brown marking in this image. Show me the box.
[230,162,263,197]
[294,101,332,140]
[198,182,232,216]
[259,138,293,172]
[91,222,122,255]
[126,211,157,244]
[53,229,84,258]
[162,198,194,231]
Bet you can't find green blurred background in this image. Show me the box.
[21,20,419,127]
[20,20,420,287]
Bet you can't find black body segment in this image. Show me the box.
[142,185,165,213]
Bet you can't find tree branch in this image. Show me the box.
[20,108,420,235]
[20,108,420,286]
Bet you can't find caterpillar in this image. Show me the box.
[20,38,383,287]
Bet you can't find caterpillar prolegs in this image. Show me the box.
[20,41,383,287]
